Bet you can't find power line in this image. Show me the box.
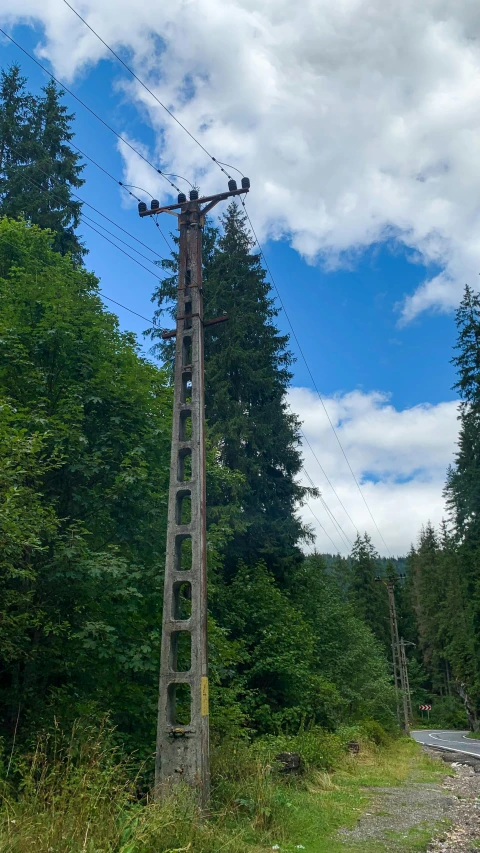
[4,158,164,282]
[55,3,391,553]
[305,502,343,554]
[68,148,173,254]
[302,467,353,550]
[0,27,181,194]
[61,0,236,183]
[296,419,358,535]
[101,294,157,326]
[7,141,166,263]
[80,217,161,279]
[81,212,162,269]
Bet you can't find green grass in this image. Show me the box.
[262,739,447,853]
[0,725,447,853]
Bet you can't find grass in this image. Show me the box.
[0,724,447,853]
[261,739,447,853]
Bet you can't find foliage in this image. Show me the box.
[421,696,468,729]
[405,285,480,728]
[349,533,390,648]
[0,66,85,262]
[0,721,439,853]
[0,218,171,751]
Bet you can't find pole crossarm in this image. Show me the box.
[139,186,249,217]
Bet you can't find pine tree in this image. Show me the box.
[445,285,480,545]
[0,69,85,262]
[152,202,309,580]
[409,523,447,693]
[0,65,32,186]
[349,533,389,646]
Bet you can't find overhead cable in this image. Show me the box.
[7,141,165,262]
[48,4,391,552]
[0,28,181,193]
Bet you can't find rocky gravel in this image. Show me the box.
[338,781,455,846]
[426,752,480,853]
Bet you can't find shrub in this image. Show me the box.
[359,719,391,747]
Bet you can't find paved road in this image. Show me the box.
[411,729,480,758]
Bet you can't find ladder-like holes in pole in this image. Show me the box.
[184,301,192,330]
[178,448,192,482]
[182,335,192,367]
[179,410,192,441]
[175,534,192,571]
[169,630,192,672]
[167,683,191,726]
[181,372,192,404]
[176,490,191,525]
[172,581,192,620]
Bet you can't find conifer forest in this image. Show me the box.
[0,60,479,853]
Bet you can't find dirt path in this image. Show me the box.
[337,748,480,852]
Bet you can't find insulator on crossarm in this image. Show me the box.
[189,189,199,200]
[228,179,237,191]
[178,192,187,203]
[151,199,159,210]
[138,201,147,214]
[241,177,250,189]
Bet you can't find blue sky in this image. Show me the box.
[3,25,458,409]
[1,1,474,554]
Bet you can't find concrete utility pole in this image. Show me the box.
[377,574,410,734]
[400,638,413,721]
[138,179,250,804]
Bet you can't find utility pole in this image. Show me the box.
[138,179,250,804]
[377,574,410,734]
[400,638,413,721]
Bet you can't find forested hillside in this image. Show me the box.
[0,67,397,764]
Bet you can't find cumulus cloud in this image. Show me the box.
[2,0,480,318]
[289,386,459,555]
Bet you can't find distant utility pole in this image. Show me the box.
[139,179,250,804]
[400,638,413,721]
[377,574,410,734]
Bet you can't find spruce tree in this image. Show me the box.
[445,286,480,546]
[349,533,389,646]
[0,65,32,188]
[0,69,85,262]
[152,203,309,580]
[442,284,480,723]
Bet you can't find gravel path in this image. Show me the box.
[338,747,480,851]
[338,781,455,846]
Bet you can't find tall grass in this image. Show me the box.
[0,719,391,853]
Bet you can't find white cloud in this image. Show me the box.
[289,386,459,555]
[3,0,480,317]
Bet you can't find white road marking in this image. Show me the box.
[410,730,480,759]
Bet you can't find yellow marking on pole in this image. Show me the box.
[201,677,209,716]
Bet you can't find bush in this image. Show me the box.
[416,696,468,730]
[359,719,392,747]
[251,726,346,772]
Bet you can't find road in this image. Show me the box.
[411,729,480,758]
